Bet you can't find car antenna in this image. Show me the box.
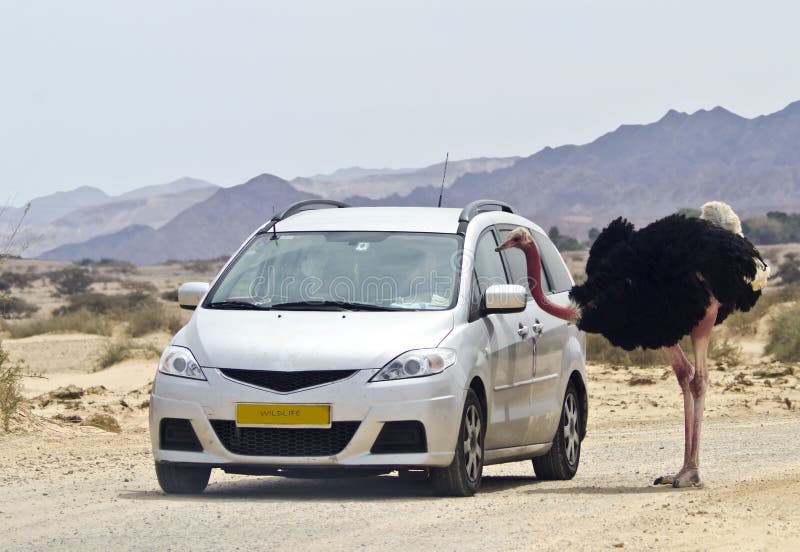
[437,152,449,208]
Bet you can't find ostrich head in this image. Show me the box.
[495,227,535,251]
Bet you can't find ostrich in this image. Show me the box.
[495,201,769,488]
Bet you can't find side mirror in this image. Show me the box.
[482,284,527,314]
[178,282,210,310]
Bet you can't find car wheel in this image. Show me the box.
[532,381,582,480]
[430,389,484,496]
[155,462,211,494]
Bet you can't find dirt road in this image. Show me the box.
[2,414,799,551]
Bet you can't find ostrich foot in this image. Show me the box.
[653,466,702,488]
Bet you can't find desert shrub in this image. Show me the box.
[76,258,137,274]
[181,256,228,274]
[8,310,111,338]
[96,339,160,370]
[0,343,23,431]
[708,337,742,364]
[725,285,800,336]
[587,334,739,367]
[778,254,800,285]
[765,304,800,362]
[0,295,39,319]
[53,291,153,316]
[48,267,93,295]
[119,280,158,294]
[0,271,37,291]
[161,289,179,302]
[127,302,182,337]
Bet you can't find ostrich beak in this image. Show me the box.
[495,239,514,252]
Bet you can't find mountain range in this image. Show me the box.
[14,100,800,265]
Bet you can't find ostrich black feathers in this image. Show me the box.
[570,213,763,351]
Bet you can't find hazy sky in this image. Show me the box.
[2,0,800,204]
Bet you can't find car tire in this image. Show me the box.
[430,389,484,497]
[532,381,582,480]
[155,462,211,494]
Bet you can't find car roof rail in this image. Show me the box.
[258,200,349,233]
[457,200,515,233]
[458,200,515,223]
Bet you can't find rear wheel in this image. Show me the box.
[155,462,211,494]
[532,382,582,480]
[430,389,484,496]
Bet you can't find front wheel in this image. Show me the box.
[532,381,582,480]
[155,462,211,494]
[430,389,484,497]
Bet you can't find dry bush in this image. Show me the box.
[48,267,94,295]
[0,295,39,319]
[127,302,183,337]
[0,271,37,291]
[765,304,800,362]
[96,339,160,370]
[8,310,111,338]
[587,333,741,367]
[54,291,152,316]
[119,280,158,294]
[0,344,23,431]
[725,284,800,336]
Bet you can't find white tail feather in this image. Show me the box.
[700,201,743,236]
[699,201,770,291]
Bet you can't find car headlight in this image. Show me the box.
[158,346,206,380]
[370,348,457,382]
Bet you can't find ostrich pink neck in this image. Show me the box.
[520,241,578,323]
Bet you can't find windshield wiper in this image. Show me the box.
[205,300,270,310]
[269,300,399,311]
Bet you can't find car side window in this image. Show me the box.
[473,230,509,294]
[532,231,573,293]
[498,227,551,295]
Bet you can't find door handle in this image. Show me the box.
[532,320,544,336]
[517,323,529,337]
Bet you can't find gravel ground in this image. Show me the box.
[2,415,799,551]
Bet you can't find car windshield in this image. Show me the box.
[206,232,462,311]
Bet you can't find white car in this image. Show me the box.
[149,200,587,496]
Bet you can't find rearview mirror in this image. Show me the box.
[482,284,527,314]
[178,282,210,310]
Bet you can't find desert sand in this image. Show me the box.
[1,259,799,550]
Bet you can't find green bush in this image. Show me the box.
[765,304,800,362]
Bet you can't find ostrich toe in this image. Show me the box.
[654,466,701,487]
[672,468,702,488]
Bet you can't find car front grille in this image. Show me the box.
[210,420,361,457]
[218,368,358,393]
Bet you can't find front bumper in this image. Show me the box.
[149,366,463,468]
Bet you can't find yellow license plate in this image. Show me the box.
[235,403,331,428]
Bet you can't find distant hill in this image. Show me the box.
[7,178,218,258]
[292,157,520,200]
[41,174,313,264]
[441,102,800,233]
[1,186,110,227]
[24,185,218,258]
[38,100,800,264]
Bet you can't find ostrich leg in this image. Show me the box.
[654,344,695,486]
[672,297,720,488]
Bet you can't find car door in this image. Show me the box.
[497,225,568,445]
[470,228,532,449]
